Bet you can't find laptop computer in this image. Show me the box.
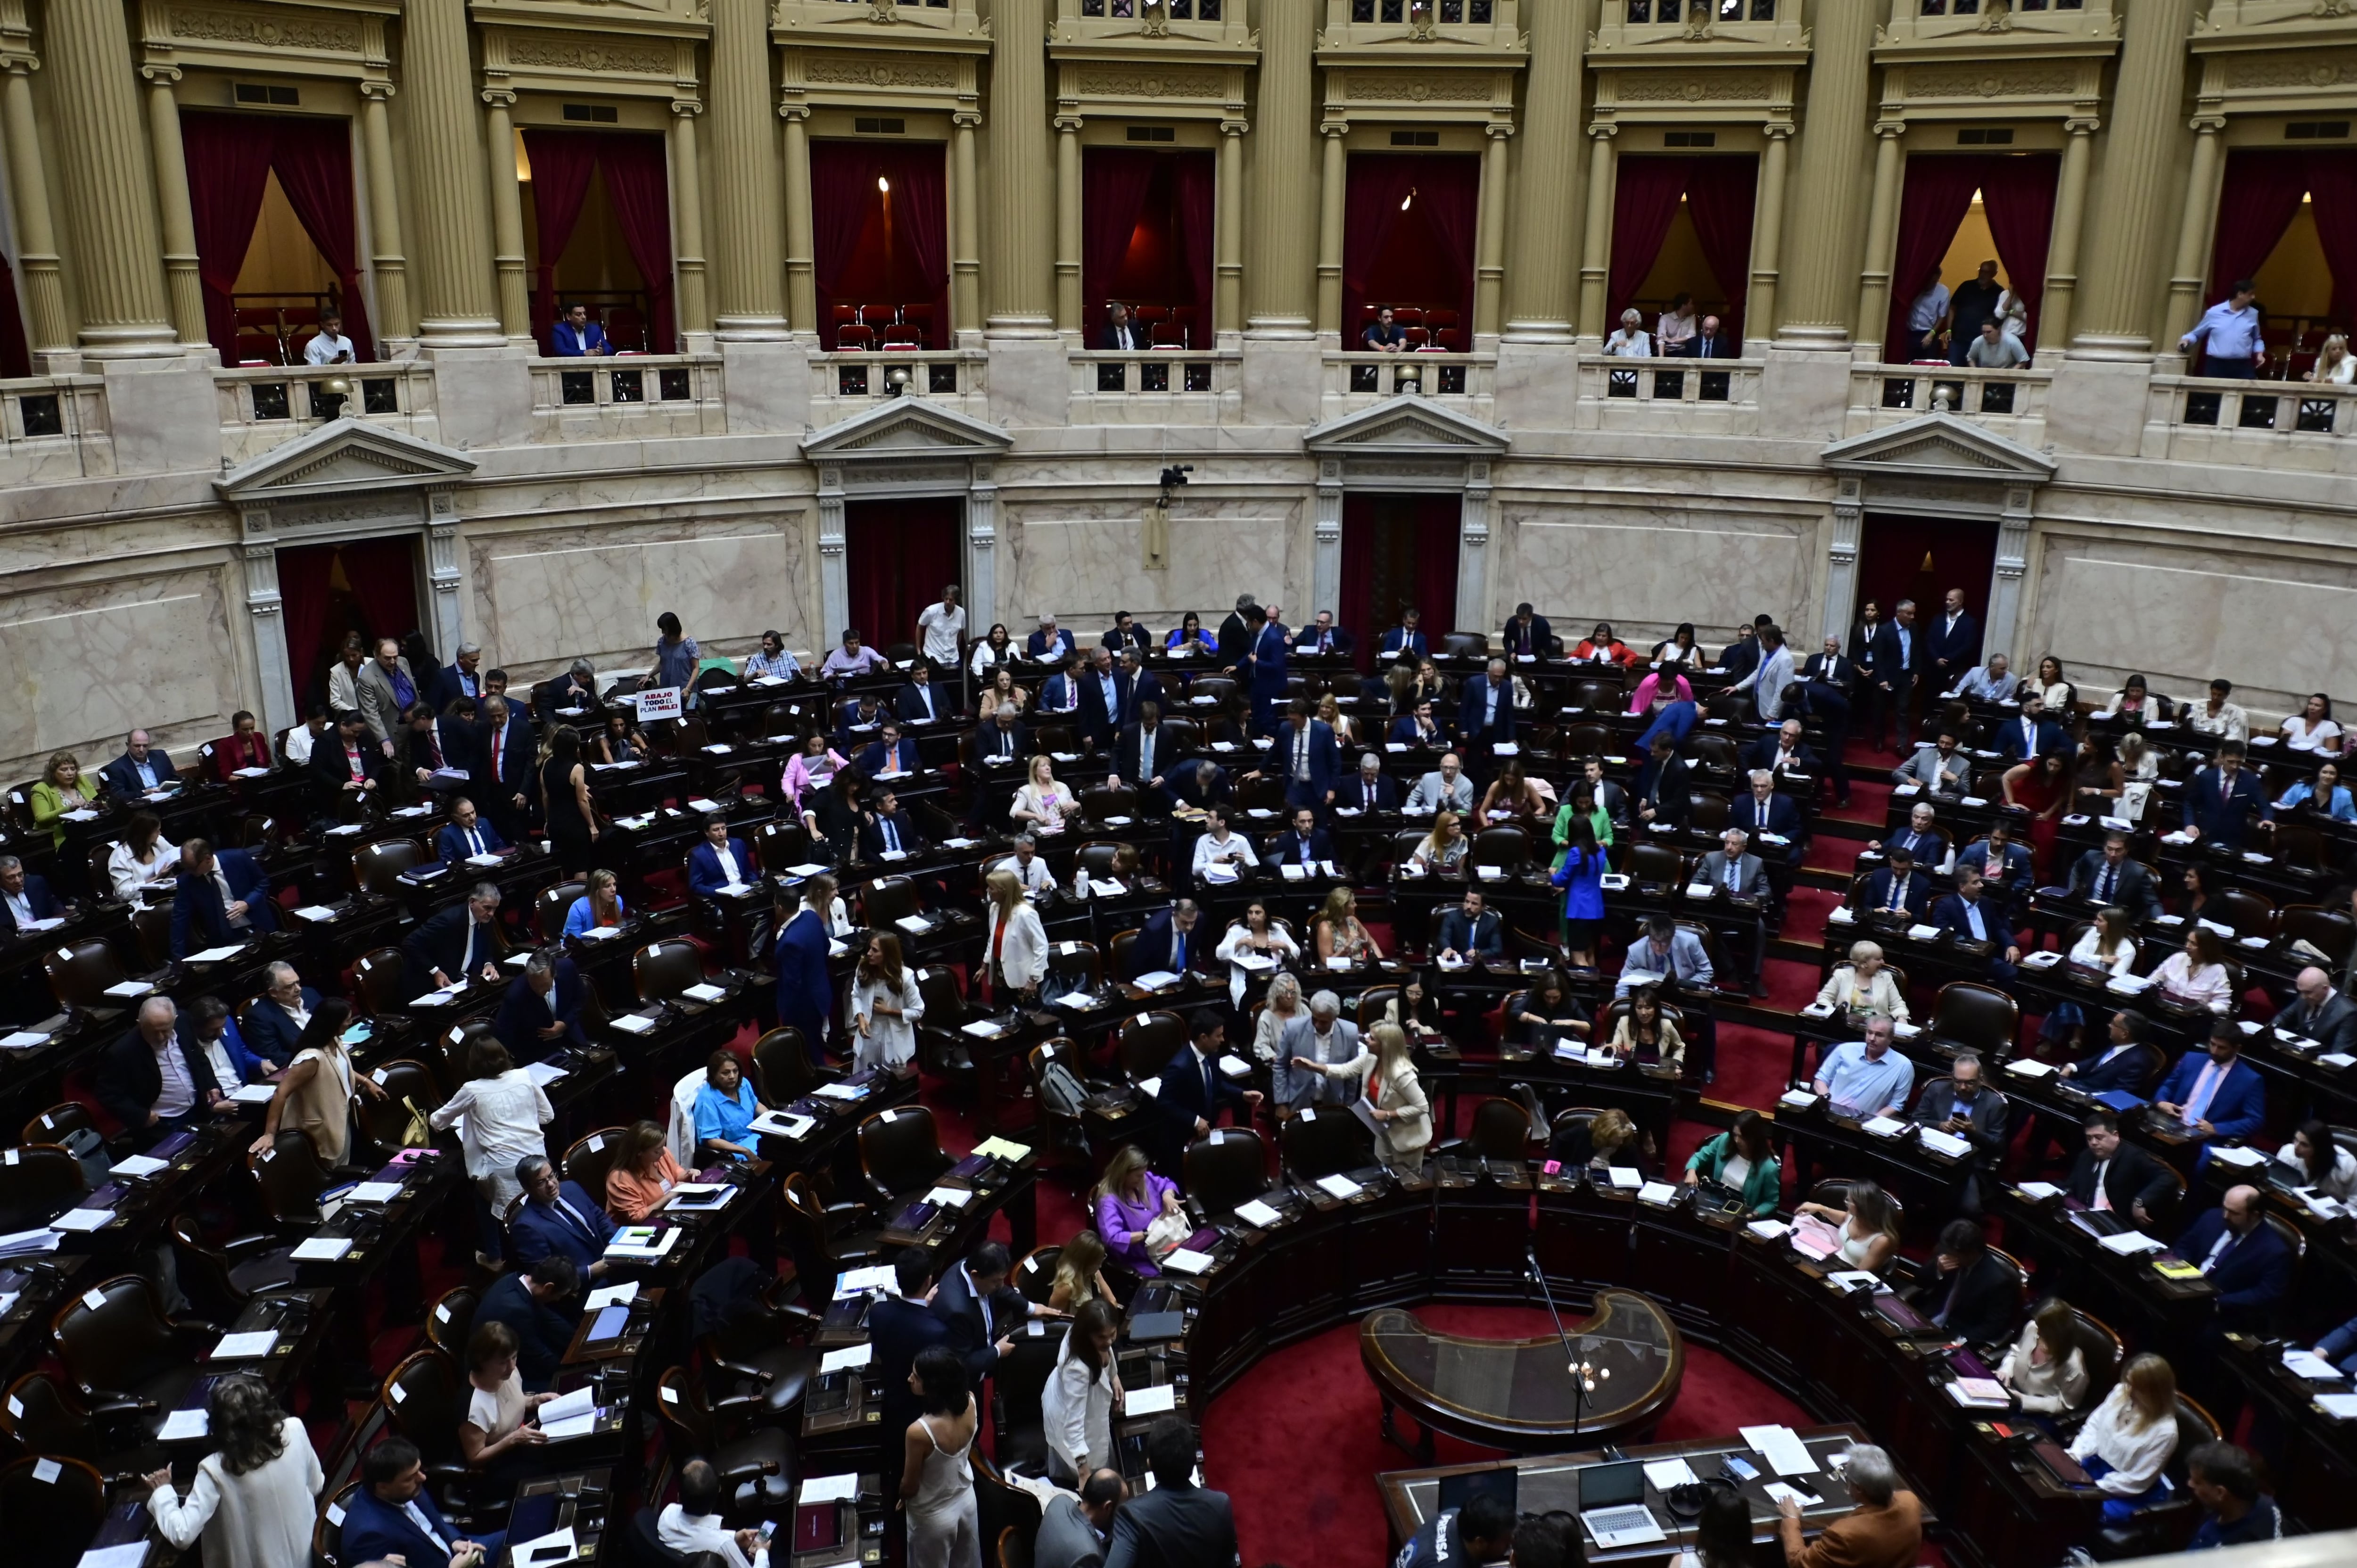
[1577,1460,1666,1549]
[1437,1467,1516,1520]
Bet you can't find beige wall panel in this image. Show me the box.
[1499,503,1815,651]
[0,571,233,771]
[998,502,1302,633]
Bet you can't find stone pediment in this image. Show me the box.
[803,397,1013,462]
[1821,413,2056,484]
[1302,395,1509,458]
[214,419,477,505]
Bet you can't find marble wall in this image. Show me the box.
[0,567,236,777]
[997,495,1308,637]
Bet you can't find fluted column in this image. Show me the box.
[781,105,816,337]
[986,0,1054,334]
[1054,113,1082,332]
[1500,0,1583,341]
[2069,0,2195,355]
[1313,126,1345,338]
[481,89,530,341]
[709,0,787,337]
[669,101,709,341]
[2036,114,2095,357]
[1574,126,1614,340]
[1214,118,1243,337]
[1773,0,1878,346]
[1852,123,1904,359]
[0,57,67,354]
[358,83,412,340]
[42,0,173,355]
[2164,110,2228,349]
[1745,124,1790,340]
[1246,0,1317,336]
[403,0,500,344]
[952,110,981,337]
[1472,125,1510,340]
[140,66,207,349]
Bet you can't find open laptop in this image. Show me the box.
[1578,1460,1666,1549]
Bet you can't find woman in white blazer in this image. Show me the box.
[849,932,926,1077]
[146,1375,322,1568]
[1292,1023,1430,1175]
[1814,940,1910,1023]
[1040,1298,1122,1485]
[981,868,1047,1004]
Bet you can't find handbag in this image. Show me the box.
[400,1095,433,1149]
[1142,1210,1194,1262]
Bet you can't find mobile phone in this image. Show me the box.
[1721,1455,1760,1484]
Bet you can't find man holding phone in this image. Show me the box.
[340,1437,505,1568]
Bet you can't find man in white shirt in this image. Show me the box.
[303,310,355,365]
[995,835,1057,897]
[916,585,966,672]
[2179,279,2265,379]
[1905,266,1950,359]
[1189,807,1252,879]
[659,1460,768,1568]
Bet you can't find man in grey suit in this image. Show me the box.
[1106,1417,1237,1568]
[355,636,417,758]
[1038,1469,1126,1568]
[1911,1051,2010,1215]
[1697,828,1770,992]
[2279,966,2357,1057]
[1404,753,1475,816]
[1889,727,1971,796]
[1272,990,1360,1114]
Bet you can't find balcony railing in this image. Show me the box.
[1568,355,1760,431]
[1845,364,2050,438]
[1066,351,1239,424]
[526,355,725,439]
[2143,376,2357,473]
[1320,351,1495,420]
[215,363,437,462]
[0,374,110,481]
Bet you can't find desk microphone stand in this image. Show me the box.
[1527,1247,1605,1436]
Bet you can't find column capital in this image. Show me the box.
[0,55,36,76]
[1220,116,1247,137]
[778,97,811,122]
[1320,120,1347,139]
[480,86,517,109]
[1871,119,1904,140]
[1587,123,1617,141]
[1054,113,1082,133]
[1484,122,1513,141]
[671,97,703,118]
[360,79,396,103]
[2189,112,2227,135]
[139,62,180,87]
[1764,122,1794,141]
[2064,114,2100,136]
[953,108,982,129]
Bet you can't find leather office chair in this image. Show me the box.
[1187,676,1236,707]
[859,877,923,933]
[2279,904,2356,968]
[652,1365,792,1514]
[0,1371,155,1482]
[1355,986,1401,1030]
[1441,634,1487,659]
[1456,1096,1534,1159]
[563,1127,630,1207]
[2095,1395,2222,1560]
[1078,784,1135,821]
[1683,734,1741,775]
[754,820,816,877]
[248,1131,335,1230]
[1469,825,1529,872]
[1107,928,1141,980]
[857,1105,953,1207]
[1687,792,1731,837]
[0,1452,107,1568]
[1234,774,1286,817]
[2206,888,2275,941]
[41,940,132,1012]
[378,1350,486,1504]
[1556,721,1613,757]
[21,1102,102,1151]
[630,1507,701,1568]
[1805,1178,1906,1230]
[2068,1305,2124,1399]
[1012,1245,1062,1307]
[697,1272,818,1420]
[1072,842,1124,882]
[750,1027,827,1105]
[988,1333,1058,1476]
[537,881,587,944]
[0,1143,85,1234]
[427,1285,479,1361]
[353,947,412,1018]
[353,838,430,896]
[1931,982,2021,1061]
[1624,842,1685,887]
[49,1273,214,1422]
[1280,1108,1373,1183]
[915,966,977,1032]
[1026,1039,1096,1178]
[1117,1011,1186,1083]
[777,1172,883,1288]
[1044,941,1102,997]
[167,1211,298,1320]
[634,939,706,1003]
[354,1059,444,1164]
[974,1453,1045,1568]
[1185,1127,1270,1217]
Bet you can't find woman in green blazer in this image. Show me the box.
[1682,1108,1782,1216]
[28,751,90,849]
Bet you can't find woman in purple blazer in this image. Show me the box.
[1092,1144,1181,1276]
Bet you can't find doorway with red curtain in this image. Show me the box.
[1341,154,1480,350]
[1880,153,2058,361]
[519,130,677,354]
[1604,156,1758,348]
[179,110,376,364]
[1853,515,1997,633]
[1083,148,1215,348]
[1337,493,1462,668]
[276,536,424,715]
[845,498,963,654]
[811,141,951,349]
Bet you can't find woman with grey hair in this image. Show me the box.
[1253,971,1305,1064]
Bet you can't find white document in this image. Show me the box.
[1747,1221,1791,1240]
[110,1154,168,1178]
[751,1112,818,1141]
[800,1474,860,1505]
[923,1186,975,1209]
[539,1386,598,1423]
[2283,1349,2342,1381]
[1316,1173,1363,1200]
[1861,1116,1907,1139]
[1162,1247,1213,1275]
[1919,1127,1973,1159]
[210,1330,279,1360]
[815,1081,864,1100]
[1740,1425,1819,1477]
[104,981,155,999]
[1125,1383,1179,1415]
[1218,1054,1251,1079]
[820,1344,873,1374]
[2318,1393,2357,1420]
[1827,1271,1883,1292]
[348,1181,404,1204]
[2209,1144,2266,1169]
[584,1280,640,1312]
[609,1012,656,1034]
[1606,1166,1642,1190]
[959,1019,1004,1038]
[77,1546,147,1568]
[1235,1199,1283,1228]
[577,926,624,944]
[1638,1182,1679,1205]
[1763,1482,1823,1510]
[50,1208,110,1232]
[2015,1181,2063,1201]
[231,1082,279,1104]
[683,983,728,1003]
[2004,1058,2056,1078]
[523,1060,569,1087]
[291,1237,353,1261]
[1643,1459,1700,1490]
[159,1408,211,1440]
[1779,1090,1821,1111]
[186,945,246,963]
[2096,1230,2165,1256]
[1133,970,1182,990]
[0,1032,50,1050]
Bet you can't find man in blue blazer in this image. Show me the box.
[168,840,276,958]
[1334,754,1400,813]
[99,730,180,799]
[1378,610,1428,665]
[1956,821,2036,917]
[1121,647,1165,718]
[1293,611,1354,657]
[1860,848,1932,920]
[1153,1012,1261,1163]
[1036,654,1087,724]
[687,814,757,900]
[1263,807,1334,870]
[931,1240,1052,1383]
[1923,589,1982,696]
[494,952,589,1064]
[551,302,610,355]
[1126,901,1202,981]
[475,1254,578,1390]
[181,995,267,1089]
[872,1249,955,1468]
[1933,868,2021,982]
[1729,770,1807,866]
[2184,743,2264,850]
[1389,700,1448,749]
[510,1155,615,1278]
[0,855,62,935]
[774,877,834,1063]
[1114,708,1179,793]
[1242,602,1290,735]
[2176,1183,2293,1331]
[1500,603,1551,660]
[242,963,319,1068]
[1026,614,1078,662]
[1074,648,1133,751]
[435,797,507,865]
[2154,1023,2268,1158]
[1458,657,1516,756]
[896,663,948,726]
[855,721,923,779]
[1434,888,1505,963]
[340,1437,505,1568]
[1994,692,2070,762]
[1265,700,1339,816]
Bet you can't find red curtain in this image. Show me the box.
[845,498,962,648]
[811,142,875,347]
[338,536,423,655]
[266,116,375,361]
[1343,154,1480,338]
[0,254,28,378]
[1415,496,1462,637]
[1606,157,1694,329]
[520,130,602,349]
[1338,497,1377,659]
[1172,152,1215,330]
[276,545,338,715]
[2209,152,2311,305]
[1083,148,1161,335]
[1341,154,1420,334]
[879,143,949,347]
[1415,162,1480,335]
[1681,157,1759,347]
[1977,155,2058,347]
[1882,156,1986,361]
[811,141,948,347]
[595,134,677,353]
[179,112,278,363]
[2308,154,2357,323]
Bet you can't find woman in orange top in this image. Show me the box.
[603,1120,686,1223]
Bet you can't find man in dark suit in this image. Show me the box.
[1634,733,1691,831]
[1101,302,1146,351]
[1500,602,1550,660]
[931,1240,1049,1382]
[405,882,504,995]
[686,814,756,900]
[2184,742,2264,850]
[1956,821,2035,919]
[1389,699,1448,749]
[0,854,63,936]
[243,962,319,1068]
[1335,753,1400,814]
[1105,1416,1237,1568]
[1111,704,1173,797]
[1568,756,1629,829]
[1924,587,1981,696]
[974,707,1030,768]
[2066,1109,2176,1225]
[1214,594,1259,667]
[99,729,180,800]
[1458,657,1516,762]
[340,1438,505,1568]
[494,951,589,1063]
[1153,1012,1261,1166]
[1075,647,1133,751]
[97,996,220,1145]
[896,662,948,726]
[2281,966,2357,1056]
[180,995,266,1090]
[2177,1184,2294,1331]
[1876,800,1950,871]
[436,797,508,865]
[1731,770,1806,866]
[475,1254,578,1391]
[1674,314,1734,357]
[872,1248,956,1479]
[1743,718,1822,780]
[2067,834,2161,924]
[1027,613,1078,663]
[476,694,536,847]
[2063,1010,2155,1095]
[1127,901,1202,981]
[1860,848,1931,920]
[1266,699,1339,816]
[1904,1220,2017,1344]
[775,877,836,1064]
[855,720,922,779]
[1849,602,1899,751]
[1119,647,1164,717]
[1378,609,1428,666]
[531,659,601,722]
[1263,807,1333,871]
[1718,624,1760,680]
[1035,654,1086,725]
[1040,1469,1127,1568]
[1103,611,1154,653]
[1159,759,1229,818]
[392,701,457,803]
[307,710,385,817]
[1293,611,1353,657]
[510,1154,615,1279]
[168,839,275,958]
[1802,633,1857,698]
[858,788,928,862]
[1794,637,1856,800]
[1994,692,2069,762]
[1934,868,2021,981]
[1913,1053,2011,1213]
[1434,887,1504,963]
[428,642,486,711]
[1871,602,1921,751]
[1242,601,1289,735]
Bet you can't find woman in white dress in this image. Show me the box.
[849,932,924,1078]
[1215,900,1301,1004]
[2151,926,2233,1012]
[900,1346,982,1568]
[2309,333,2355,385]
[1291,1023,1431,1176]
[1041,1298,1122,1486]
[1011,755,1081,837]
[145,1374,322,1568]
[429,1035,554,1271]
[107,811,178,901]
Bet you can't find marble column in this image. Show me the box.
[1473,125,1510,341]
[1574,127,1615,340]
[1215,119,1244,338]
[1314,126,1345,339]
[781,107,816,338]
[2163,112,2228,350]
[952,112,982,338]
[1246,0,1317,336]
[670,101,710,342]
[427,497,465,656]
[709,0,788,337]
[1821,479,1863,645]
[43,0,174,355]
[404,0,501,345]
[817,473,849,641]
[1500,0,1583,341]
[965,470,998,633]
[1746,124,1790,341]
[2035,115,2096,357]
[0,57,68,354]
[1312,462,1342,617]
[1852,124,1904,360]
[986,0,1054,334]
[1456,460,1492,636]
[1988,485,2034,664]
[358,83,412,340]
[482,90,531,341]
[140,66,207,350]
[2069,0,2194,354]
[1774,0,1877,346]
[242,543,297,738]
[1055,114,1082,333]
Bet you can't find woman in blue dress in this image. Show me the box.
[1550,813,1607,972]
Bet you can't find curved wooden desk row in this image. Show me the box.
[1149,1159,2357,1566]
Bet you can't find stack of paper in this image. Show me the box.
[1316,1173,1363,1200]
[1126,1384,1179,1415]
[290,1237,353,1261]
[1861,1116,1907,1139]
[2096,1230,2165,1256]
[973,1137,1034,1161]
[1162,1247,1213,1275]
[2283,1349,2342,1381]
[819,1344,873,1374]
[1919,1127,1973,1159]
[159,1408,211,1440]
[210,1330,279,1360]
[2015,1181,2063,1201]
[1234,1198,1283,1228]
[683,982,728,1003]
[1946,1378,2011,1409]
[800,1474,859,1505]
[921,1187,975,1210]
[835,1264,896,1299]
[605,1226,681,1259]
[522,1060,569,1087]
[1739,1425,1819,1476]
[585,1280,640,1311]
[751,1111,818,1140]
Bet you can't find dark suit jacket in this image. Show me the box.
[2067,851,2161,924]
[1852,622,1905,683]
[1158,759,1228,814]
[2175,1208,2293,1323]
[1265,828,1334,867]
[1913,1080,2010,1162]
[181,1014,265,1087]
[1269,718,1340,797]
[1458,676,1516,742]
[2066,1141,2176,1217]
[931,1261,1031,1381]
[510,1181,618,1273]
[168,849,276,957]
[1957,839,2035,904]
[428,664,484,713]
[1434,908,1503,958]
[856,737,922,777]
[857,811,927,863]
[687,837,756,899]
[1037,1494,1111,1568]
[1743,736,1823,776]
[1027,628,1078,661]
[0,873,60,935]
[242,990,318,1068]
[1293,625,1355,656]
[974,721,1030,767]
[531,674,599,723]
[2184,766,2264,849]
[1885,826,1948,867]
[1335,772,1400,812]
[341,1487,486,1568]
[1730,792,1805,851]
[493,960,588,1064]
[1499,615,1551,659]
[96,1024,221,1134]
[1130,668,1166,715]
[475,1269,575,1391]
[476,715,539,804]
[1102,322,1148,351]
[1801,652,1858,695]
[1933,892,2012,947]
[1995,716,2069,761]
[1154,1042,1249,1141]
[2279,989,2357,1056]
[1114,722,1181,787]
[1128,909,1197,979]
[307,735,385,804]
[1719,637,1760,679]
[1906,1252,2017,1346]
[870,1292,954,1433]
[1379,627,1429,662]
[2066,1041,2154,1097]
[1675,331,1735,358]
[404,903,500,994]
[1104,1480,1238,1568]
[99,749,181,799]
[1635,755,1691,827]
[1925,611,1982,677]
[1215,612,1253,664]
[1388,715,1449,748]
[1862,867,1931,918]
[437,819,509,865]
[896,682,949,725]
[1076,669,1133,745]
[1103,623,1155,653]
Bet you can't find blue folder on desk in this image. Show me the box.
[2092,1090,2148,1114]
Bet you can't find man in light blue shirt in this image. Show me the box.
[1813,1015,1914,1120]
[1947,652,2018,705]
[1730,624,1794,724]
[2179,280,2264,380]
